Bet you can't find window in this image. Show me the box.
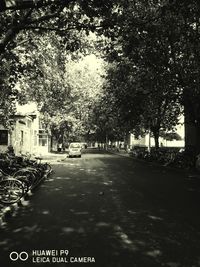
[0,130,8,145]
[20,131,24,145]
[38,130,48,147]
[69,143,82,148]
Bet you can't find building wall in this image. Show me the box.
[12,118,32,155]
[16,113,51,156]
[0,103,51,155]
[0,114,49,155]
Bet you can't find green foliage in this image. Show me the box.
[13,31,106,143]
[0,50,19,127]
[100,0,200,147]
[0,0,114,127]
[1,0,200,150]
[0,0,116,53]
[87,91,127,143]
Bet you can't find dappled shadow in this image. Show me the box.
[0,157,200,267]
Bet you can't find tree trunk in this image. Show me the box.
[105,134,108,150]
[152,129,160,149]
[183,88,200,155]
[50,135,53,152]
[184,108,200,155]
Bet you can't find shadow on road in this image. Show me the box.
[0,153,200,267]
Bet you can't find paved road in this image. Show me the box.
[0,150,200,267]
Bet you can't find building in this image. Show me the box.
[0,103,51,155]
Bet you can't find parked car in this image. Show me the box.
[68,143,82,158]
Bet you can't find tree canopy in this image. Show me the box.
[94,0,200,149]
[1,0,200,150]
[0,0,116,53]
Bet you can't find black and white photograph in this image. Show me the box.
[0,1,200,267]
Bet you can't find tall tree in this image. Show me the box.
[101,0,188,148]
[0,0,116,122]
[0,0,115,53]
[14,30,106,144]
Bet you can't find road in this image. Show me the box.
[0,149,200,267]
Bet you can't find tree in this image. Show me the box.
[14,30,106,145]
[0,49,19,127]
[165,1,200,153]
[0,0,116,54]
[101,54,181,148]
[88,97,124,145]
[2,0,200,153]
[0,0,116,125]
[100,0,187,148]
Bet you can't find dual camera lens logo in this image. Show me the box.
[9,251,29,261]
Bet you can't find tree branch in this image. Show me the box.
[0,8,33,53]
[26,9,62,25]
[23,24,103,33]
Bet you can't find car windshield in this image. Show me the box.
[69,143,81,148]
